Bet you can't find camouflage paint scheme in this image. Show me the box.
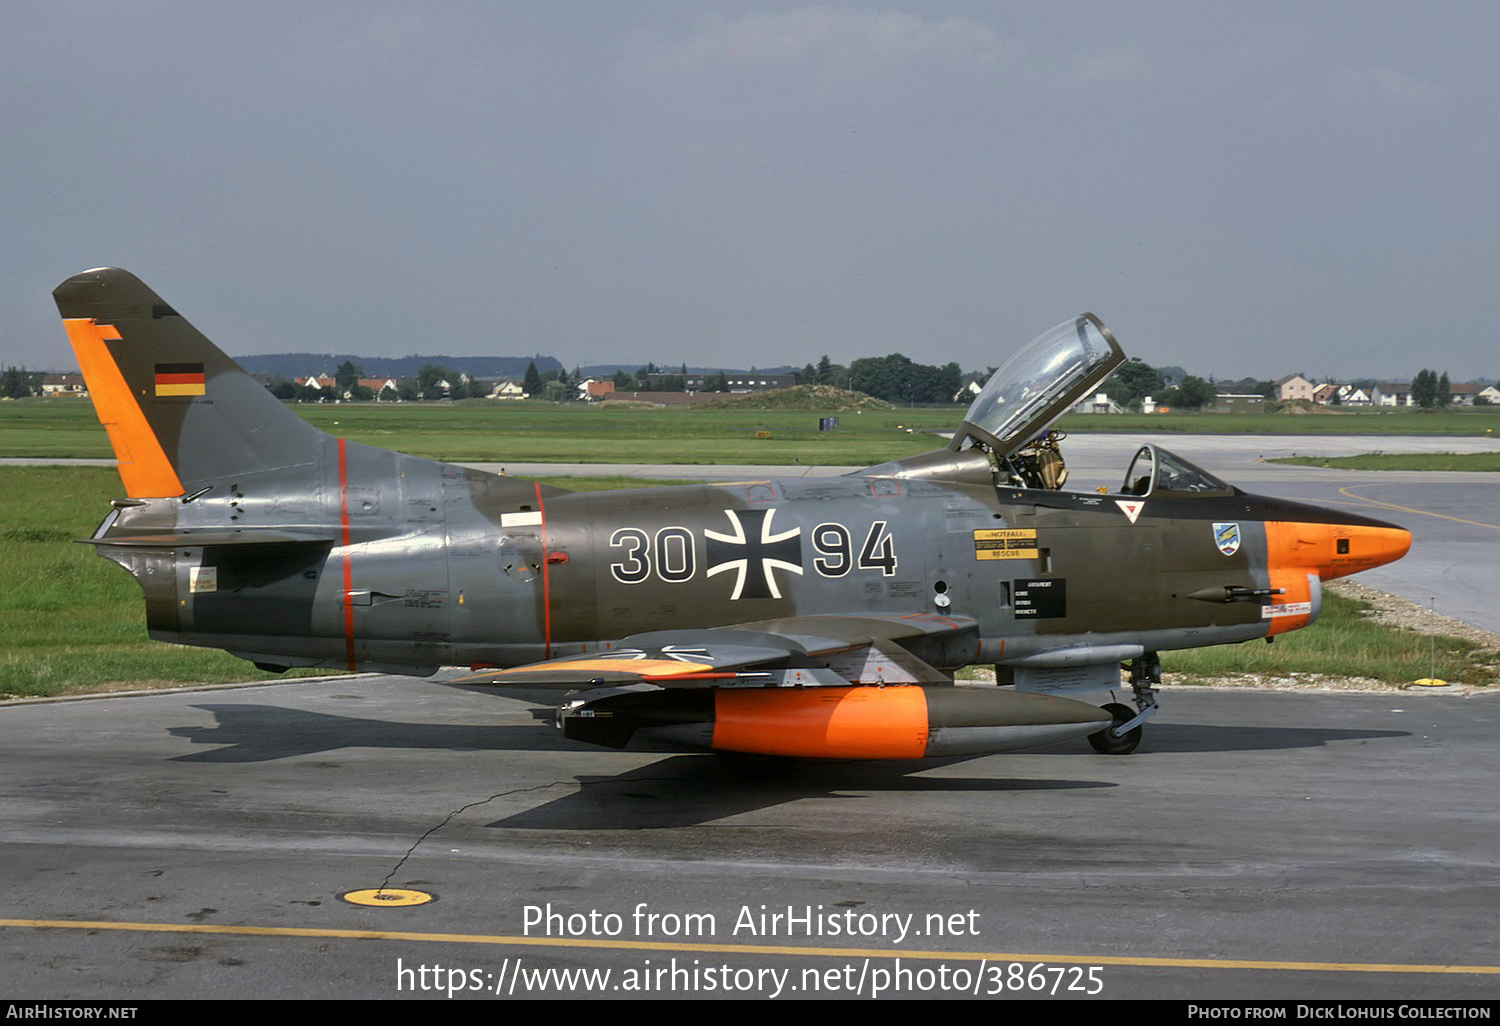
[55,268,1410,759]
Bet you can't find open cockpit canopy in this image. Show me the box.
[951,313,1124,461]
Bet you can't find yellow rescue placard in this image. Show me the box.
[973,528,1038,560]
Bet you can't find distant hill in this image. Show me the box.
[236,353,564,381]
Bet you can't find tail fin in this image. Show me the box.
[54,267,321,498]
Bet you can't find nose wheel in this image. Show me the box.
[1089,702,1142,754]
[1088,654,1160,755]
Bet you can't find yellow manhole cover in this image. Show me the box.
[340,888,434,907]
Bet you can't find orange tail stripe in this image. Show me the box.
[62,318,184,498]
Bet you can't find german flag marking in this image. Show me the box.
[154,362,205,397]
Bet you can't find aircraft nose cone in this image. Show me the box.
[1355,524,1412,571]
[1321,520,1411,579]
[1265,515,1412,582]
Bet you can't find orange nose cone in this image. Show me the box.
[1266,521,1412,581]
[1323,524,1412,580]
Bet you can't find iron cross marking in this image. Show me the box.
[705,508,803,600]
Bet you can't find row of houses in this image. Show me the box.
[1273,375,1500,407]
[37,369,1500,408]
[35,371,760,403]
[291,374,529,400]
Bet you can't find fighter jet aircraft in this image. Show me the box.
[56,268,1410,758]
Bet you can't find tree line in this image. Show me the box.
[1,367,41,399]
[1410,369,1451,408]
[6,356,1483,409]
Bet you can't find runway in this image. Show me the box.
[2,434,1497,1000]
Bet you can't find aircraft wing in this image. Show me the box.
[458,613,1114,758]
[466,612,979,689]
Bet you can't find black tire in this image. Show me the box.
[1089,702,1142,755]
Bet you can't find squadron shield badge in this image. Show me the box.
[1214,522,1242,556]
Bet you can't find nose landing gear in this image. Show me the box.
[1089,653,1161,755]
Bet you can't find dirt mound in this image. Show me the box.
[704,385,894,411]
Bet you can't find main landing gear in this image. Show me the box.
[1089,653,1161,755]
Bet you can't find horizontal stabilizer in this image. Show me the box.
[79,527,336,548]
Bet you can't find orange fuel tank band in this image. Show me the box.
[712,686,930,759]
[62,318,184,498]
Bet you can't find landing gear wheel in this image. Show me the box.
[1089,702,1142,755]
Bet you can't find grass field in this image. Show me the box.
[0,465,1489,698]
[0,466,308,698]
[1166,590,1495,685]
[1271,452,1500,472]
[0,469,684,698]
[4,397,1499,466]
[0,398,953,465]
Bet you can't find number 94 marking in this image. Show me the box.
[812,520,897,578]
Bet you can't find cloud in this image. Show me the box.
[634,7,1003,76]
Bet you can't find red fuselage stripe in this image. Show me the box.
[338,438,355,670]
[535,481,551,659]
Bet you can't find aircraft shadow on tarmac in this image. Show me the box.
[485,756,1115,830]
[167,700,573,763]
[484,724,1410,830]
[1030,721,1410,755]
[163,703,1408,829]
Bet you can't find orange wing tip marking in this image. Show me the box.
[496,658,716,678]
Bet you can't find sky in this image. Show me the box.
[4,2,1497,382]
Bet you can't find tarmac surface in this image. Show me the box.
[2,435,1498,1000]
[2,680,1496,1000]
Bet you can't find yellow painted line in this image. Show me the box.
[0,918,1496,975]
[1337,486,1500,530]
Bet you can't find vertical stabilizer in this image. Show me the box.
[54,267,322,497]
